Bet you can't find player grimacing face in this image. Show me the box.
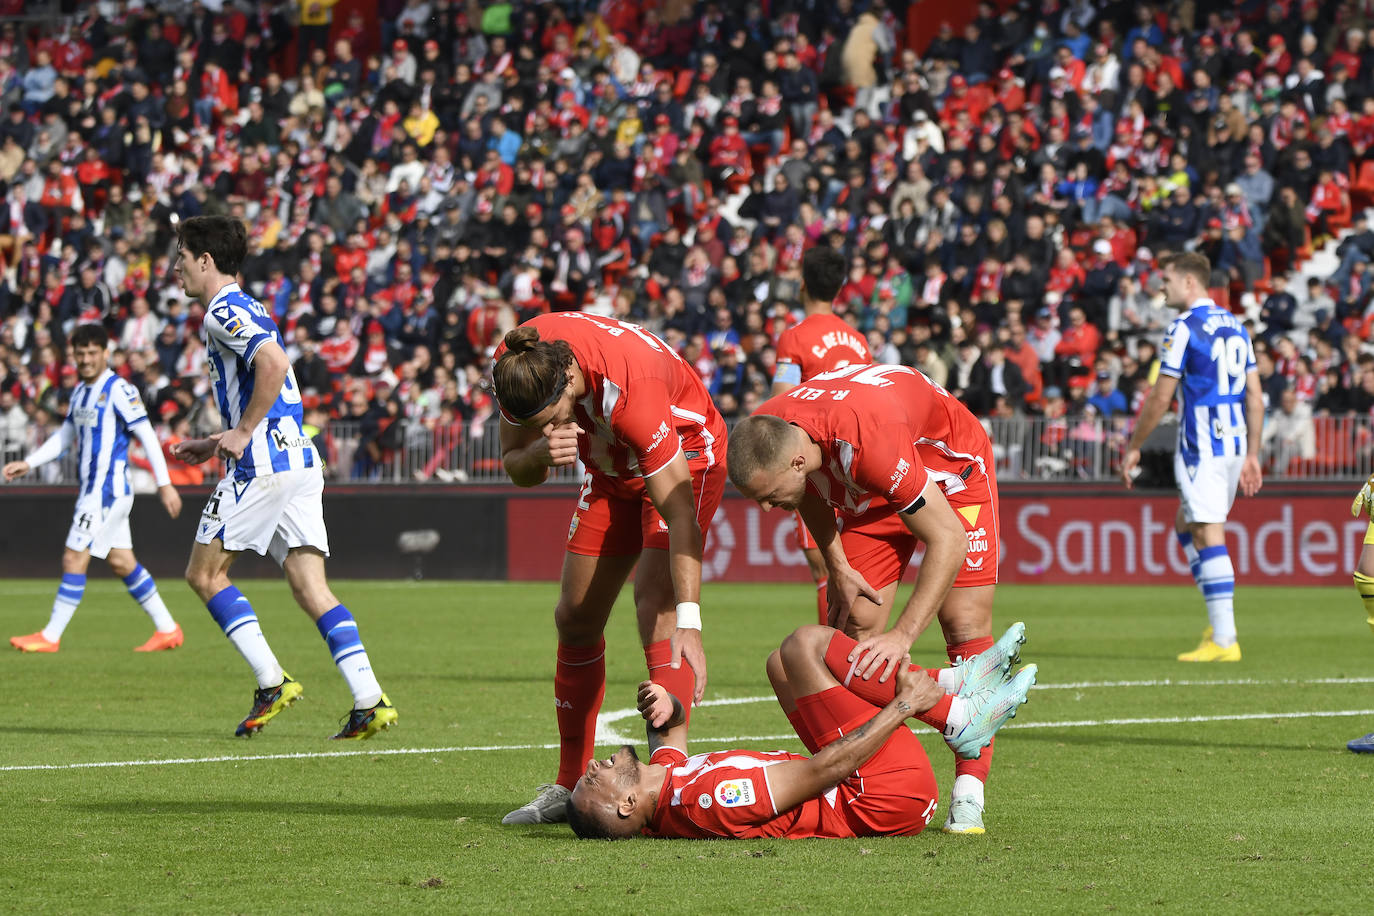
[72,343,107,382]
[742,461,809,513]
[569,745,645,836]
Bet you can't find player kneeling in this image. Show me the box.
[565,623,1036,840]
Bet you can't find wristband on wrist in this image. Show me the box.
[675,601,702,631]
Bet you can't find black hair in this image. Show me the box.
[177,215,248,277]
[565,797,620,841]
[801,246,846,303]
[70,324,110,350]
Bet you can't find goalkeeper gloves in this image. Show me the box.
[1352,473,1374,518]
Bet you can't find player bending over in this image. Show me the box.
[6,324,185,653]
[566,622,1035,839]
[729,362,1007,834]
[769,247,873,624]
[1121,252,1262,662]
[493,314,726,824]
[1348,476,1374,753]
[170,215,396,740]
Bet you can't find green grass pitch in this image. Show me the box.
[2,578,1373,914]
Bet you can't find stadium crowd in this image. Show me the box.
[3,0,1374,483]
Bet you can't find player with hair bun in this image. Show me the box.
[493,313,727,825]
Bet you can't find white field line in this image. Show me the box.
[5,707,1373,774]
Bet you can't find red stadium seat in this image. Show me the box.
[1353,161,1374,211]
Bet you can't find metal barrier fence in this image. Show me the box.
[2,413,1367,487]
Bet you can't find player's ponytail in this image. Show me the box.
[493,327,575,421]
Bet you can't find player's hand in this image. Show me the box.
[1239,454,1262,497]
[2,460,30,482]
[540,421,583,467]
[826,564,881,632]
[636,680,675,728]
[1120,448,1142,488]
[892,652,944,716]
[1353,471,1374,517]
[847,629,912,684]
[212,429,252,462]
[158,484,182,519]
[171,438,217,465]
[670,626,707,704]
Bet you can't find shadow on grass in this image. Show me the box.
[71,799,515,820]
[0,724,188,739]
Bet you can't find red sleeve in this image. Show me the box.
[845,420,930,512]
[610,376,681,477]
[649,746,687,768]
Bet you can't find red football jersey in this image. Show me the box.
[644,746,857,839]
[772,313,872,387]
[755,364,992,523]
[496,313,726,492]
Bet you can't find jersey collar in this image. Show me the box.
[1187,298,1217,312]
[206,282,243,311]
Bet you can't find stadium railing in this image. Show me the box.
[1,414,1364,487]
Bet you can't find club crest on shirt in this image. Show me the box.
[697,793,713,809]
[715,779,755,807]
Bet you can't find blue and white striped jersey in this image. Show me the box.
[65,368,149,507]
[1159,298,1257,462]
[203,283,318,480]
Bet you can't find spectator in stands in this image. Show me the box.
[1263,387,1317,471]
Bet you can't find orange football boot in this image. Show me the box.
[134,625,184,652]
[10,632,60,653]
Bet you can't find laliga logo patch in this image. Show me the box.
[715,779,755,807]
[697,793,713,809]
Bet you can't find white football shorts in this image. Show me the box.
[1174,452,1244,525]
[66,494,134,559]
[196,466,330,565]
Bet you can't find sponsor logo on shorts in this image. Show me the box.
[568,513,581,542]
[715,779,756,807]
[966,525,989,568]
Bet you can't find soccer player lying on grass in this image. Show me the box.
[565,623,1035,840]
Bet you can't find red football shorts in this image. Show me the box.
[794,686,937,837]
[839,468,1000,591]
[566,461,726,557]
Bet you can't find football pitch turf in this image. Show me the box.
[2,578,1372,914]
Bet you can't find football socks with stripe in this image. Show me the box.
[1197,545,1237,647]
[41,573,86,642]
[206,585,284,689]
[315,605,382,709]
[123,564,177,633]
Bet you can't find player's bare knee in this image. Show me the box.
[779,624,830,666]
[60,549,88,575]
[553,600,603,643]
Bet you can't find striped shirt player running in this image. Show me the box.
[170,216,396,739]
[1121,251,1263,662]
[5,324,185,654]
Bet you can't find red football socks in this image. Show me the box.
[948,635,995,780]
[822,631,952,729]
[645,638,694,730]
[554,639,606,790]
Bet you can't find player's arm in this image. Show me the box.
[1240,368,1264,497]
[770,356,802,397]
[214,339,289,462]
[762,658,941,816]
[636,681,689,755]
[850,479,967,681]
[643,449,708,702]
[1120,373,1180,488]
[498,414,581,487]
[128,419,182,518]
[798,487,880,630]
[3,422,74,480]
